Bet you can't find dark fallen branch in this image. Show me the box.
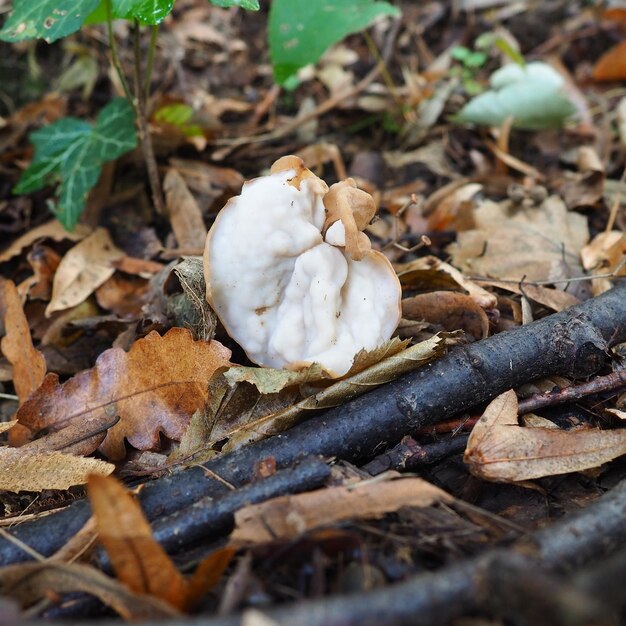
[21,474,626,626]
[1,281,625,565]
[362,434,469,475]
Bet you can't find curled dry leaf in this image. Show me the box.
[464,389,626,482]
[230,477,452,547]
[0,220,89,264]
[88,475,234,611]
[46,228,125,316]
[581,231,626,296]
[0,278,46,403]
[402,291,489,340]
[0,562,178,620]
[17,244,61,301]
[10,328,232,460]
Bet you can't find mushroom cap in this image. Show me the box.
[204,157,402,377]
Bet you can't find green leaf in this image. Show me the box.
[15,99,137,230]
[269,0,400,85]
[454,62,576,130]
[85,0,174,24]
[0,0,100,43]
[209,0,260,9]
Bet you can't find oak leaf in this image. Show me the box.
[10,327,231,460]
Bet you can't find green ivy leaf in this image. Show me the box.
[15,99,137,230]
[86,0,174,24]
[209,0,260,9]
[0,0,100,43]
[269,0,400,85]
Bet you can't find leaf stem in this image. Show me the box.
[132,19,165,216]
[143,25,159,104]
[103,0,135,110]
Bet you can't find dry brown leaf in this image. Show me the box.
[395,256,497,309]
[447,196,589,283]
[88,475,234,610]
[476,280,580,312]
[402,291,489,340]
[88,474,188,608]
[592,40,626,82]
[164,168,208,250]
[464,389,626,482]
[230,477,452,547]
[10,327,232,460]
[224,362,328,395]
[0,448,113,492]
[0,220,89,264]
[95,274,150,318]
[17,244,61,301]
[581,231,626,295]
[46,228,125,316]
[0,561,178,620]
[0,278,46,403]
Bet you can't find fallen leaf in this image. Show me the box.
[0,278,46,403]
[395,256,497,309]
[0,448,113,492]
[224,362,329,395]
[88,475,234,610]
[230,476,452,547]
[88,474,188,608]
[95,274,150,318]
[581,231,626,295]
[447,196,589,282]
[592,40,626,82]
[10,328,232,460]
[46,228,125,316]
[402,291,489,340]
[475,280,580,312]
[0,220,89,264]
[0,561,178,620]
[17,244,61,301]
[464,389,626,482]
[164,168,207,250]
[218,334,447,453]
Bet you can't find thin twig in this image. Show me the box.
[517,370,626,415]
[143,24,159,105]
[132,20,165,216]
[104,0,135,109]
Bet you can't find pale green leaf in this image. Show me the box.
[454,61,576,130]
[0,0,99,42]
[269,0,400,85]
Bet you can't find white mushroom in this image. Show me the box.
[203,156,402,377]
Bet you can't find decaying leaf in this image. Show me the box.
[230,476,452,547]
[224,362,329,395]
[164,168,207,251]
[0,561,178,620]
[447,196,589,283]
[0,220,89,264]
[88,475,234,610]
[464,389,626,482]
[581,231,626,295]
[217,334,447,453]
[592,40,626,82]
[46,228,125,316]
[475,280,580,312]
[0,278,46,403]
[0,448,113,492]
[402,291,489,340]
[10,328,232,460]
[395,256,497,309]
